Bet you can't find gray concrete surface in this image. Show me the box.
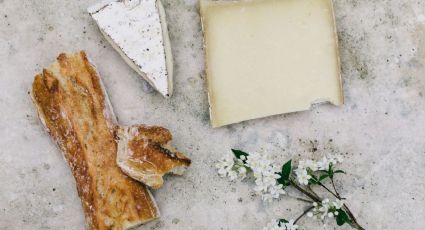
[1,0,425,229]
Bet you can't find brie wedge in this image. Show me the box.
[200,0,344,127]
[89,0,173,97]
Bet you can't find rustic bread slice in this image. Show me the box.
[116,125,191,189]
[31,51,160,230]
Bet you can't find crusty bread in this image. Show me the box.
[117,125,191,189]
[31,51,160,230]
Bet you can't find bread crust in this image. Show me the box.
[31,51,159,230]
[117,125,191,189]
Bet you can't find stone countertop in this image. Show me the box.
[1,0,424,229]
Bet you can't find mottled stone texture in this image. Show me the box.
[0,0,424,229]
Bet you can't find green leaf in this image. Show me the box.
[328,163,334,174]
[281,160,292,181]
[277,160,292,186]
[335,170,346,174]
[336,210,349,226]
[319,174,330,182]
[277,175,289,186]
[309,174,319,184]
[231,149,248,162]
[278,219,288,227]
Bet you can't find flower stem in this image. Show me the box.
[289,180,320,202]
[331,177,342,198]
[343,204,365,230]
[318,182,339,198]
[307,185,320,198]
[294,197,314,204]
[329,178,365,230]
[294,206,314,224]
[290,179,365,230]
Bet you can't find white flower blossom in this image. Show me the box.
[317,157,330,171]
[228,170,238,181]
[332,199,344,209]
[245,152,286,202]
[216,155,235,178]
[295,159,323,186]
[284,219,298,230]
[317,155,344,171]
[307,198,344,221]
[262,219,298,230]
[216,154,246,181]
[238,166,247,179]
[318,198,331,220]
[298,159,318,171]
[267,183,286,201]
[216,151,286,201]
[262,219,286,230]
[295,168,311,185]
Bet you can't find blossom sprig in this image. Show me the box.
[216,149,286,202]
[262,219,298,230]
[216,149,365,230]
[307,199,347,222]
[295,155,345,186]
[216,153,247,181]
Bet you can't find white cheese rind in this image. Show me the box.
[89,0,173,97]
[200,0,344,127]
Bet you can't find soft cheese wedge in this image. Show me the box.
[88,0,173,97]
[117,125,191,189]
[200,0,344,127]
[31,52,160,229]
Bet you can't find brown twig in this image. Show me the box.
[295,197,314,204]
[331,178,342,198]
[288,178,365,230]
[329,178,365,230]
[294,206,315,224]
[307,185,320,198]
[318,182,339,198]
[289,180,320,202]
[343,204,366,230]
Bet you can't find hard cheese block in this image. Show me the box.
[200,0,343,127]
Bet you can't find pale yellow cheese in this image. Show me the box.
[200,0,343,127]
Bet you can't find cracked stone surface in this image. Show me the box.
[1,0,425,229]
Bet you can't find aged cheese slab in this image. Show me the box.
[88,0,173,97]
[31,52,159,230]
[200,0,344,127]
